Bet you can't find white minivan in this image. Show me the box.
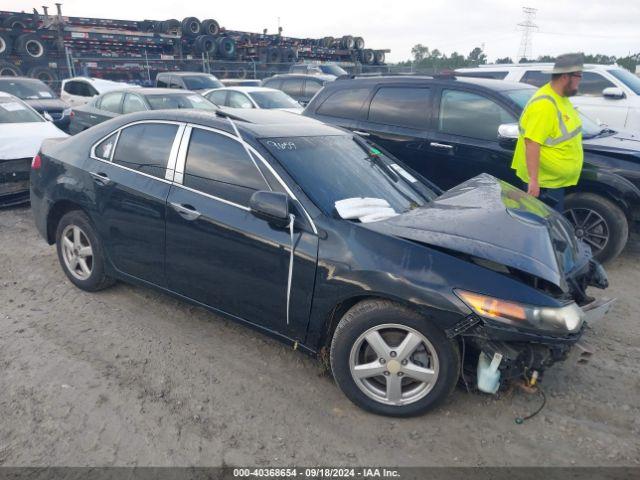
[456,64,640,131]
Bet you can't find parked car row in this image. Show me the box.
[1,68,630,417]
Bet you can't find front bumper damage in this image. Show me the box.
[451,294,615,394]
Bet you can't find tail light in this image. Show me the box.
[31,154,42,170]
[70,111,75,118]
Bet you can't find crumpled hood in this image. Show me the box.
[363,174,587,289]
[0,122,68,160]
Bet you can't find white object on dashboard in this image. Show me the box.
[335,197,398,223]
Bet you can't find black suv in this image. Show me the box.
[262,74,334,106]
[303,75,640,262]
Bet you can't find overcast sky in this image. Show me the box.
[5,0,639,63]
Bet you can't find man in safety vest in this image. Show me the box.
[511,53,585,212]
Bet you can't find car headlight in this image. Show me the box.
[63,108,72,117]
[455,290,583,333]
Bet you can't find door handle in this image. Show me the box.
[170,202,201,221]
[352,130,370,137]
[89,171,112,186]
[429,142,453,150]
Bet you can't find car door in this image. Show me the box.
[358,85,436,182]
[427,87,520,190]
[84,121,183,285]
[164,126,318,339]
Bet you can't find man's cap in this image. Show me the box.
[543,53,591,74]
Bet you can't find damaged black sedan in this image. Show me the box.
[31,109,613,416]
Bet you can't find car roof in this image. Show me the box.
[265,73,335,82]
[332,75,533,92]
[158,71,216,77]
[208,86,280,94]
[106,109,346,139]
[0,76,48,84]
[116,88,200,95]
[457,63,619,71]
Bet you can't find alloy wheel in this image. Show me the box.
[564,207,609,254]
[61,224,94,281]
[349,324,440,406]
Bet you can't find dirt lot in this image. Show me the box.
[0,205,638,467]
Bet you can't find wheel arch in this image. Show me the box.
[318,293,461,353]
[46,199,90,244]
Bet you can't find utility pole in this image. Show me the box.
[517,7,538,61]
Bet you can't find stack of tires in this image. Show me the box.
[0,14,59,84]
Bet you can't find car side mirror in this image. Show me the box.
[497,123,519,148]
[249,191,290,227]
[603,87,625,100]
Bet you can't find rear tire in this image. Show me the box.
[330,300,460,417]
[564,193,628,263]
[55,211,115,292]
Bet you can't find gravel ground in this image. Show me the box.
[0,205,639,467]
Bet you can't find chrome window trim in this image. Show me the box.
[177,123,318,234]
[173,125,192,184]
[165,124,186,181]
[89,120,184,183]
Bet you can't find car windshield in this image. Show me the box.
[320,65,348,76]
[0,97,44,123]
[607,68,640,95]
[505,88,607,138]
[250,90,300,109]
[146,93,217,110]
[182,75,224,90]
[0,79,56,100]
[261,135,436,218]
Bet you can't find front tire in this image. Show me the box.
[55,210,114,292]
[330,300,460,417]
[563,193,628,263]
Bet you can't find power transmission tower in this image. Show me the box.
[517,7,538,61]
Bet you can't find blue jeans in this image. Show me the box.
[518,181,565,212]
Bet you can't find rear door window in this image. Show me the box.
[281,78,304,97]
[206,90,227,106]
[98,92,124,113]
[227,91,254,108]
[156,75,169,88]
[303,79,323,98]
[263,79,282,90]
[94,133,118,160]
[521,70,551,87]
[368,87,431,129]
[183,128,269,206]
[112,123,179,178]
[169,76,183,89]
[122,94,147,114]
[317,87,370,119]
[438,89,516,141]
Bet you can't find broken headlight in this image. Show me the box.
[455,290,584,333]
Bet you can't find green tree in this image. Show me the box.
[495,57,514,64]
[467,47,487,66]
